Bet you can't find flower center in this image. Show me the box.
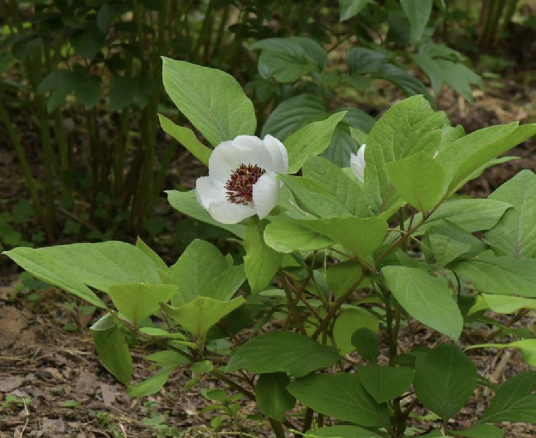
[225,164,266,205]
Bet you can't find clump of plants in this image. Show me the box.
[5,58,536,438]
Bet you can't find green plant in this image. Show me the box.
[5,50,536,438]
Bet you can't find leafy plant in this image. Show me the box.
[5,59,536,438]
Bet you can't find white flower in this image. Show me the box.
[350,144,366,183]
[195,135,288,224]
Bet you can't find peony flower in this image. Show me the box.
[350,144,366,183]
[195,135,288,224]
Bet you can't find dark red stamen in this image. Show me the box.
[225,164,266,205]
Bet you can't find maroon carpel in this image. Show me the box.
[225,164,267,205]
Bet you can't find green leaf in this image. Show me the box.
[202,265,246,301]
[382,266,463,339]
[108,283,178,328]
[90,314,132,385]
[264,219,334,253]
[363,95,446,213]
[450,424,503,438]
[161,296,244,340]
[401,0,433,44]
[451,256,536,298]
[466,340,536,368]
[135,237,167,272]
[410,53,444,95]
[299,217,388,259]
[484,170,536,258]
[470,294,536,315]
[358,365,414,404]
[326,261,367,299]
[414,344,477,420]
[166,190,246,238]
[436,123,536,193]
[304,425,384,438]
[162,58,256,146]
[480,371,536,424]
[385,152,446,212]
[255,373,296,422]
[226,332,340,378]
[339,0,373,21]
[244,220,282,293]
[303,156,371,217]
[285,112,347,173]
[70,25,105,59]
[434,60,483,104]
[127,366,173,397]
[138,328,187,341]
[287,373,389,427]
[352,328,380,363]
[97,2,129,32]
[333,308,378,355]
[158,115,212,165]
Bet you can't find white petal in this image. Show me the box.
[195,176,226,210]
[252,172,280,219]
[232,135,274,170]
[208,200,256,224]
[208,140,239,182]
[350,146,366,183]
[263,135,288,174]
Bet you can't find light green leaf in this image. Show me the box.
[326,261,367,299]
[414,344,477,420]
[411,53,443,95]
[138,328,187,340]
[484,170,536,258]
[358,365,414,404]
[333,308,378,355]
[161,296,244,341]
[135,237,167,272]
[466,340,536,368]
[145,350,189,367]
[162,58,256,146]
[90,314,132,385]
[158,115,211,165]
[304,425,384,438]
[255,373,296,422]
[108,283,178,328]
[480,371,536,424]
[470,294,536,315]
[287,373,389,427]
[451,256,536,297]
[166,190,246,238]
[339,0,373,21]
[382,266,463,339]
[450,424,503,438]
[401,0,433,44]
[363,95,446,213]
[285,112,347,173]
[434,60,483,104]
[226,332,340,378]
[169,239,228,306]
[385,152,446,212]
[202,265,246,301]
[244,220,282,293]
[264,219,334,253]
[127,366,173,397]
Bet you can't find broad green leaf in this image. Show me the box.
[414,344,477,420]
[70,25,105,59]
[358,365,414,404]
[326,261,366,299]
[466,340,536,368]
[410,53,443,95]
[285,112,347,173]
[169,239,228,306]
[333,308,379,355]
[352,328,380,363]
[451,256,536,297]
[97,2,129,32]
[108,283,178,328]
[303,156,371,217]
[429,234,471,267]
[158,115,212,165]
[202,265,246,301]
[287,373,389,427]
[299,217,388,259]
[145,350,189,367]
[244,220,282,293]
[450,424,503,438]
[255,373,296,422]
[434,60,484,104]
[382,266,463,339]
[470,294,536,315]
[138,328,187,340]
[226,332,340,378]
[161,58,256,146]
[166,190,246,238]
[436,123,536,192]
[127,366,173,397]
[484,170,536,258]
[401,0,433,44]
[339,0,373,21]
[385,152,446,211]
[135,237,167,272]
[304,425,384,438]
[90,314,132,385]
[264,219,334,253]
[279,175,352,218]
[480,371,536,424]
[363,95,446,213]
[161,296,244,341]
